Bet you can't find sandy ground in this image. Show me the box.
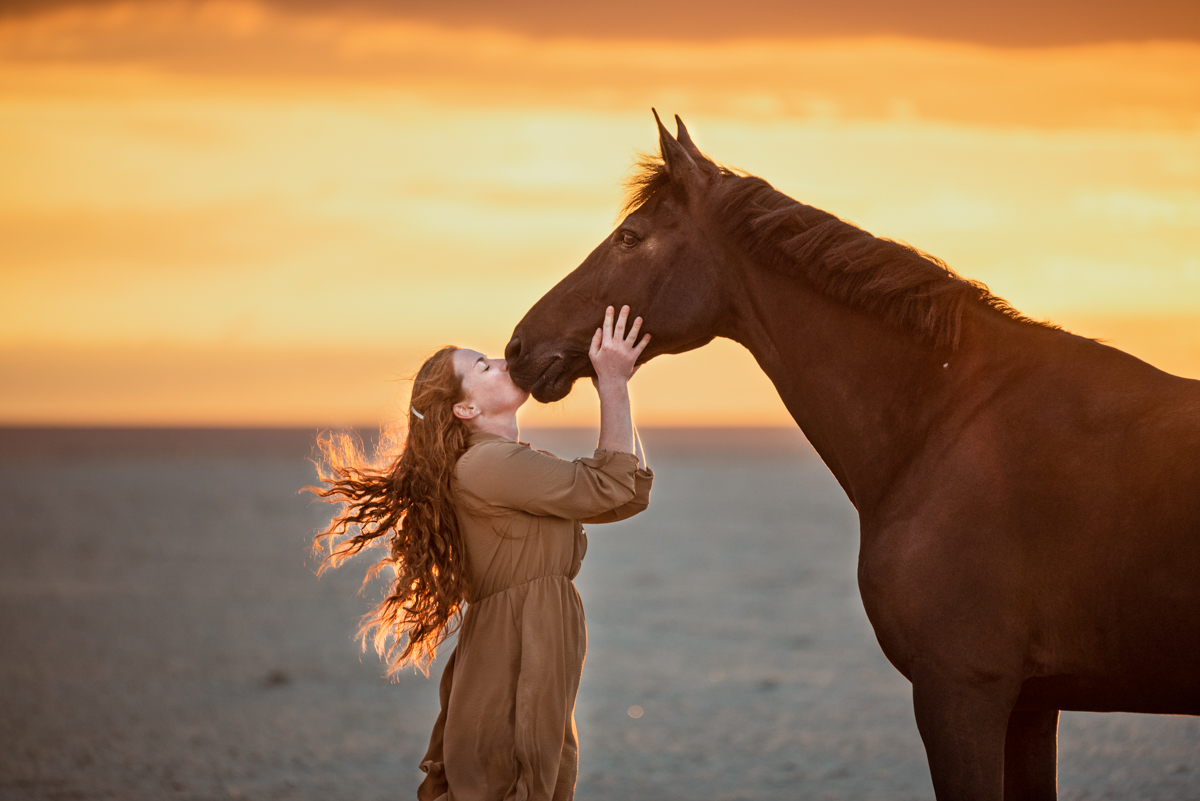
[0,427,1197,801]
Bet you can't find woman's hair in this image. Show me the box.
[307,346,471,675]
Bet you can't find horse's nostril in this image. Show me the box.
[504,336,522,362]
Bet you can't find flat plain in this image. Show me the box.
[0,427,1196,800]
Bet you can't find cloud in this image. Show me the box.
[3,1,1199,424]
[2,0,1198,46]
[3,4,1199,130]
[0,337,795,427]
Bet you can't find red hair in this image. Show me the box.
[307,346,471,675]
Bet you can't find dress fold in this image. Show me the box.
[418,431,652,801]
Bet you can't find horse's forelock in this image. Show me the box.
[618,154,671,219]
[619,152,742,221]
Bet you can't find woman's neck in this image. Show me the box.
[470,414,520,442]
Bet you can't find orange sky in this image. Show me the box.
[2,1,1199,427]
[5,0,1199,46]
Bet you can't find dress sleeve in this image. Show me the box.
[457,441,639,520]
[581,466,654,524]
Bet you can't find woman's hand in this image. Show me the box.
[589,306,649,457]
[589,305,650,387]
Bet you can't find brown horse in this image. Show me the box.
[505,112,1200,800]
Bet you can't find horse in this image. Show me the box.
[504,112,1200,800]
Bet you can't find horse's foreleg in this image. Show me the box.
[913,678,1016,801]
[1003,708,1059,801]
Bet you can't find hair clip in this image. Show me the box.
[411,407,425,420]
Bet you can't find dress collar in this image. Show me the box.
[467,430,528,448]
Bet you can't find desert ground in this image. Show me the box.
[1,427,1196,800]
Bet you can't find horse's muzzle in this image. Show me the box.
[504,335,522,364]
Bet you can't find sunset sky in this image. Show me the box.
[2,0,1198,427]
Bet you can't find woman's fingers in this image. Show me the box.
[633,333,651,357]
[612,305,630,342]
[625,315,643,344]
[589,327,603,357]
[592,305,648,381]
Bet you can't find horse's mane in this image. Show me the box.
[623,156,1055,350]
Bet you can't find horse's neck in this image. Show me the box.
[723,264,964,512]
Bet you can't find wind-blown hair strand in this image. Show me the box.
[306,346,471,675]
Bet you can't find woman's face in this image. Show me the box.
[452,349,529,422]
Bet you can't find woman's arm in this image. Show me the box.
[580,463,653,524]
[457,440,640,520]
[590,305,650,457]
[632,423,648,469]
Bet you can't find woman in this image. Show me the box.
[311,305,654,801]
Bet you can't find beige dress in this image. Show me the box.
[417,430,654,801]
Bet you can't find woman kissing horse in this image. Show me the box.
[502,112,1200,801]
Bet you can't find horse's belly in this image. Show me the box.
[1016,673,1200,715]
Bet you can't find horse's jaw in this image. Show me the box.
[515,336,704,403]
[513,350,590,403]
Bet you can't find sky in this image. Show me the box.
[1,0,1199,427]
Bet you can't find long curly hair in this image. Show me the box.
[307,346,472,675]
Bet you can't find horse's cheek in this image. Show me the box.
[657,265,722,332]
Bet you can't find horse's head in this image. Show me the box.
[507,111,729,402]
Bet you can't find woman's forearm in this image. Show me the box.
[595,377,635,455]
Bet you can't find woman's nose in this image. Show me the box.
[497,359,509,372]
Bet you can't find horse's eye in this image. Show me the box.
[618,230,640,247]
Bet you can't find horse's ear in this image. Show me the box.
[674,114,719,177]
[652,108,706,191]
[673,115,701,158]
